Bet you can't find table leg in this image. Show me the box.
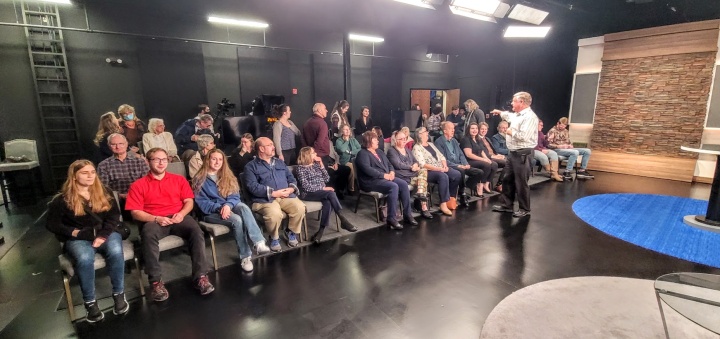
[655,290,670,339]
[0,172,9,211]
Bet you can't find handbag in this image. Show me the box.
[84,206,131,240]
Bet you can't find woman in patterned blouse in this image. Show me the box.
[295,147,356,244]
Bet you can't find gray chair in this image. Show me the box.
[197,221,230,271]
[166,162,188,178]
[352,159,386,223]
[58,240,145,322]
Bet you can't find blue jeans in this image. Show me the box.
[64,232,124,302]
[203,203,266,259]
[555,148,592,171]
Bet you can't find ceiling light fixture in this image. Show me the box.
[392,0,436,10]
[504,25,551,38]
[507,4,549,25]
[450,0,507,22]
[449,6,497,23]
[40,0,72,4]
[208,16,269,28]
[348,33,384,43]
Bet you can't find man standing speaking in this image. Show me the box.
[490,92,539,218]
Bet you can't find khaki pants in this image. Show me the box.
[252,197,304,239]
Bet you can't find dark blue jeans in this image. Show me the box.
[302,190,342,228]
[362,178,412,222]
[428,169,461,202]
[64,232,124,302]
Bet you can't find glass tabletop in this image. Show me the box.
[681,144,720,155]
[655,272,720,334]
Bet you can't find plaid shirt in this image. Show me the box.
[98,155,149,194]
[296,163,329,195]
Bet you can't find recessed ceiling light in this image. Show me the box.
[393,0,436,10]
[449,6,497,23]
[208,16,269,28]
[450,0,501,15]
[508,4,549,25]
[348,33,384,43]
[40,0,72,4]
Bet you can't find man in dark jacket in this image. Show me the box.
[302,103,350,198]
[175,114,216,157]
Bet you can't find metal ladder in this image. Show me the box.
[21,2,82,189]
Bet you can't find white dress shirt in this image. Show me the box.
[499,108,539,150]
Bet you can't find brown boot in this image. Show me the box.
[550,161,564,182]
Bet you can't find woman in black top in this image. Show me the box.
[228,133,256,176]
[354,106,373,137]
[45,159,127,322]
[460,122,497,197]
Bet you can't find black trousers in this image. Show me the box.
[467,159,497,184]
[302,190,342,228]
[141,215,208,283]
[500,148,532,212]
[282,149,297,166]
[453,166,484,195]
[322,155,350,193]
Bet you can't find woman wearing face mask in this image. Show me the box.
[117,104,147,155]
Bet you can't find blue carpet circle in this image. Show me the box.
[572,193,720,268]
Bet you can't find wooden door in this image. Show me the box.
[410,89,431,119]
[445,89,460,119]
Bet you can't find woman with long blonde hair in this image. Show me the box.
[45,160,127,322]
[192,149,270,272]
[94,112,123,160]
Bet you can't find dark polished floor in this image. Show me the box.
[1,172,719,339]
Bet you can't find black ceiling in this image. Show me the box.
[89,0,720,56]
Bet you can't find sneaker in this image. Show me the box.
[285,229,299,247]
[195,275,215,295]
[254,241,271,254]
[240,257,254,272]
[576,170,594,179]
[562,171,574,180]
[84,301,104,323]
[112,292,129,315]
[150,281,169,302]
[513,209,530,218]
[269,238,282,252]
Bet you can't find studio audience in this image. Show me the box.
[228,133,255,176]
[188,134,216,178]
[117,104,146,154]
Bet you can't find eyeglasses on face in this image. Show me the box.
[150,158,169,164]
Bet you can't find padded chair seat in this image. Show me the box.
[158,235,185,251]
[303,200,322,213]
[0,160,39,172]
[58,240,135,278]
[198,221,231,237]
[359,190,385,199]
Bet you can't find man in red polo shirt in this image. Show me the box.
[126,147,214,301]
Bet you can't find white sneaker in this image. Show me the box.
[240,257,254,272]
[255,241,271,254]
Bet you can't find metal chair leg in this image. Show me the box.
[209,234,218,271]
[374,197,380,223]
[134,257,145,296]
[302,214,308,241]
[62,273,75,321]
[354,193,361,213]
